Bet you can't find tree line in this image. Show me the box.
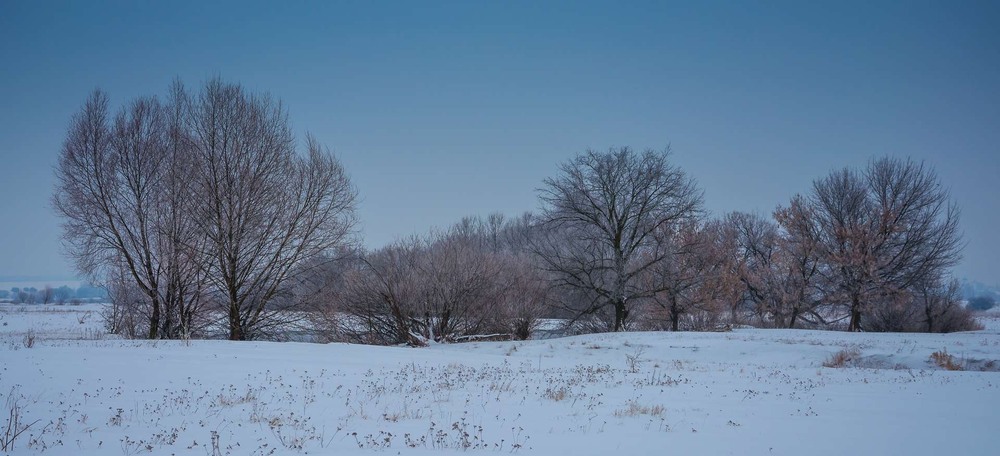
[0,285,106,304]
[53,79,976,342]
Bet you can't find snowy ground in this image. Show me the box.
[2,304,998,455]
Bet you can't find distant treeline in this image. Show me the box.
[0,285,107,304]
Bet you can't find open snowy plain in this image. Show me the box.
[2,304,998,455]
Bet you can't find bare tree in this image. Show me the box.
[770,198,825,328]
[156,81,212,338]
[864,276,976,333]
[536,147,702,332]
[702,218,747,326]
[40,286,55,305]
[340,239,426,345]
[56,80,356,341]
[412,230,505,341]
[189,79,358,340]
[810,158,962,331]
[15,291,33,304]
[335,215,549,345]
[726,212,778,325]
[641,221,715,331]
[731,204,824,329]
[915,278,978,333]
[494,252,549,340]
[499,212,539,253]
[55,86,211,339]
[53,286,73,304]
[54,91,177,338]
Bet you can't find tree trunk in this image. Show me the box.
[613,300,627,332]
[147,298,160,339]
[162,295,175,339]
[438,309,451,341]
[228,300,244,340]
[670,303,680,331]
[787,308,799,329]
[180,303,193,339]
[848,296,862,332]
[228,321,244,341]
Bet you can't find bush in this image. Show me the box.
[864,282,982,333]
[21,331,35,349]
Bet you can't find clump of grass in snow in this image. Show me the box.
[544,387,569,401]
[823,348,861,368]
[930,349,964,371]
[21,330,36,349]
[613,400,665,418]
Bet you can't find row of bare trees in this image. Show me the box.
[528,149,971,333]
[301,149,971,344]
[55,78,972,341]
[54,79,357,340]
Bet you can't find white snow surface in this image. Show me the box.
[2,304,999,455]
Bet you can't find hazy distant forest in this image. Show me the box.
[0,284,105,305]
[52,79,979,343]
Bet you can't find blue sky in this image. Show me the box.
[0,0,997,285]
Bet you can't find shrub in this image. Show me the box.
[21,331,35,349]
[865,285,982,333]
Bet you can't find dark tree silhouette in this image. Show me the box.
[535,147,702,332]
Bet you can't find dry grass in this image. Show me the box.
[930,349,964,371]
[822,348,861,368]
[543,387,568,401]
[21,330,36,349]
[613,400,665,418]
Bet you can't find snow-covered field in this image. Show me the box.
[2,304,998,455]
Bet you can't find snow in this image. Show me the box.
[2,304,998,455]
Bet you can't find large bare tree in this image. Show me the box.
[156,81,212,338]
[536,147,702,332]
[189,79,358,340]
[810,157,962,331]
[54,90,205,339]
[56,80,357,341]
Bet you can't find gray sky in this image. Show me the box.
[0,0,997,285]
